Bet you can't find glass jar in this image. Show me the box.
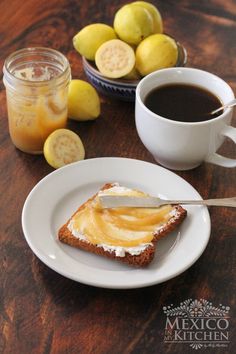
[3,47,71,154]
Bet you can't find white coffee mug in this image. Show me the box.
[135,67,236,170]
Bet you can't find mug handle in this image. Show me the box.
[205,125,236,168]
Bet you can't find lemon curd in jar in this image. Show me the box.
[3,48,71,154]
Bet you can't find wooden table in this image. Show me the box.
[0,1,235,353]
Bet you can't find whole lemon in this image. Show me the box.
[114,4,153,45]
[73,23,117,60]
[68,80,100,121]
[132,1,163,33]
[136,34,178,76]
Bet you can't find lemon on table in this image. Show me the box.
[43,129,85,169]
[68,80,100,121]
[113,4,153,45]
[95,39,135,78]
[73,23,117,60]
[136,34,178,76]
[132,1,163,33]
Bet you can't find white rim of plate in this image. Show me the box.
[22,157,211,289]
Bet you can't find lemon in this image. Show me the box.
[136,34,178,76]
[73,23,117,60]
[43,129,85,169]
[132,1,163,33]
[113,4,153,45]
[68,80,100,121]
[95,39,135,78]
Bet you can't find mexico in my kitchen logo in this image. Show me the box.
[163,299,230,350]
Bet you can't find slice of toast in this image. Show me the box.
[58,183,187,267]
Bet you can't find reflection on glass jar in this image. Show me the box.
[3,47,71,154]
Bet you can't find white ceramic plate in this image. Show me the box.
[22,157,211,289]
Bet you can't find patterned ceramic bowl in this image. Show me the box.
[83,42,187,102]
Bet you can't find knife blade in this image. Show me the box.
[99,195,168,208]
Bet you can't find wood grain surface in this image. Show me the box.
[0,1,235,353]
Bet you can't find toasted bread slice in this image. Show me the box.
[58,183,187,267]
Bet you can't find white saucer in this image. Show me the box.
[22,157,211,289]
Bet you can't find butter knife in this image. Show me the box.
[99,195,236,208]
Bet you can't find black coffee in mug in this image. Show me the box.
[144,83,222,122]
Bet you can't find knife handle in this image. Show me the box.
[166,197,236,208]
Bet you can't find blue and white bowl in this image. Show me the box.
[82,42,187,102]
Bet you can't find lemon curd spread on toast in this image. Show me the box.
[58,183,187,267]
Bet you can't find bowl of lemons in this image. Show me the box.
[82,41,187,101]
[73,2,187,101]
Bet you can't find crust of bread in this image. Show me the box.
[58,224,155,267]
[153,205,187,242]
[58,183,187,267]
